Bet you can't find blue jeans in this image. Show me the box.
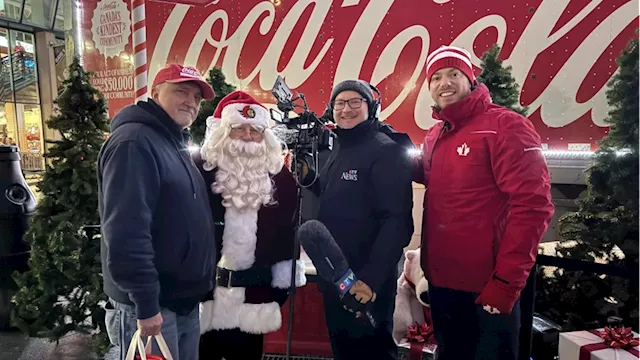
[104,298,200,360]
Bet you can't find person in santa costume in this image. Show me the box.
[192,90,307,360]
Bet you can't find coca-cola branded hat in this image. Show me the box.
[152,64,216,100]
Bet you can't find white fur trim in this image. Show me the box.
[199,287,283,334]
[200,206,283,334]
[220,102,270,129]
[218,207,258,271]
[271,259,307,289]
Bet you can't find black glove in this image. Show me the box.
[339,280,377,318]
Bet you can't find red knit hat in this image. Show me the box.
[426,45,477,86]
[210,90,270,129]
[152,64,216,99]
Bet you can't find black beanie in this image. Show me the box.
[329,80,374,105]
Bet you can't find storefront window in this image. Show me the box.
[16,103,43,169]
[23,0,57,29]
[0,102,18,146]
[0,1,23,22]
[10,29,39,104]
[0,26,43,170]
[0,28,15,103]
[54,0,67,32]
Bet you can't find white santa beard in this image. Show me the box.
[211,139,274,210]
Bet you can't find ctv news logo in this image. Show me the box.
[336,269,356,296]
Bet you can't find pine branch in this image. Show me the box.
[536,35,639,332]
[477,43,529,116]
[11,56,110,355]
[190,67,237,145]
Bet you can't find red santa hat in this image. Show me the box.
[211,90,270,130]
[426,45,477,86]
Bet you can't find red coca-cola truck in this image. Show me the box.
[76,0,638,356]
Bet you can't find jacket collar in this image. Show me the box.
[431,84,491,127]
[334,118,378,147]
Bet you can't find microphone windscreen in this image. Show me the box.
[297,220,350,283]
[271,125,297,145]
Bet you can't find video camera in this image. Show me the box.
[270,75,332,164]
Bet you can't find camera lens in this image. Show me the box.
[6,184,28,205]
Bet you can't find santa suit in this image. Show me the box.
[193,153,306,359]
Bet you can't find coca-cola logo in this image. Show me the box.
[180,66,203,79]
[130,0,639,147]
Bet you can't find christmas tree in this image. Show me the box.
[536,36,639,330]
[190,66,236,145]
[11,57,111,352]
[477,43,529,115]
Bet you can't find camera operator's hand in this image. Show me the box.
[295,154,312,179]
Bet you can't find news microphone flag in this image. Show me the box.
[296,220,377,328]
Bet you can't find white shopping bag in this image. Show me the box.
[125,329,174,360]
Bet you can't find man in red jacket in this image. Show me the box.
[416,45,554,360]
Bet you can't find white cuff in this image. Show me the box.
[271,259,307,289]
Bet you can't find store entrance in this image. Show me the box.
[0,27,43,171]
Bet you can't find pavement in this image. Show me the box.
[0,330,332,360]
[0,330,104,360]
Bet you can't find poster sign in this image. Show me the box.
[80,0,135,116]
[54,44,67,95]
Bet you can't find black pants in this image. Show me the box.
[429,285,521,360]
[321,291,398,360]
[199,328,264,360]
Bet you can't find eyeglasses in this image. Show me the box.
[332,97,366,110]
[230,124,265,139]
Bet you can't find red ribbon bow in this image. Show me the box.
[598,326,640,349]
[404,322,436,360]
[579,326,639,360]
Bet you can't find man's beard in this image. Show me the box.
[206,138,274,210]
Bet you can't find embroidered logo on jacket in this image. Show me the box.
[457,143,470,156]
[341,169,358,181]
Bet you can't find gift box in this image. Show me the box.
[559,326,639,360]
[397,341,437,360]
[397,322,438,360]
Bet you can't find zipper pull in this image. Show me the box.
[194,192,197,200]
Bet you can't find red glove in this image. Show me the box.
[474,275,521,315]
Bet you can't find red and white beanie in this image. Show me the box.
[426,45,477,86]
[209,90,270,129]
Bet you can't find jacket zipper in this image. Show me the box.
[428,121,450,168]
[172,138,198,200]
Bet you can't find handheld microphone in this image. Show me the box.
[297,220,377,328]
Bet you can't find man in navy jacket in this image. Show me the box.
[98,64,217,360]
[303,80,415,360]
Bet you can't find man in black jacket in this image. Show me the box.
[98,64,217,360]
[303,80,415,360]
